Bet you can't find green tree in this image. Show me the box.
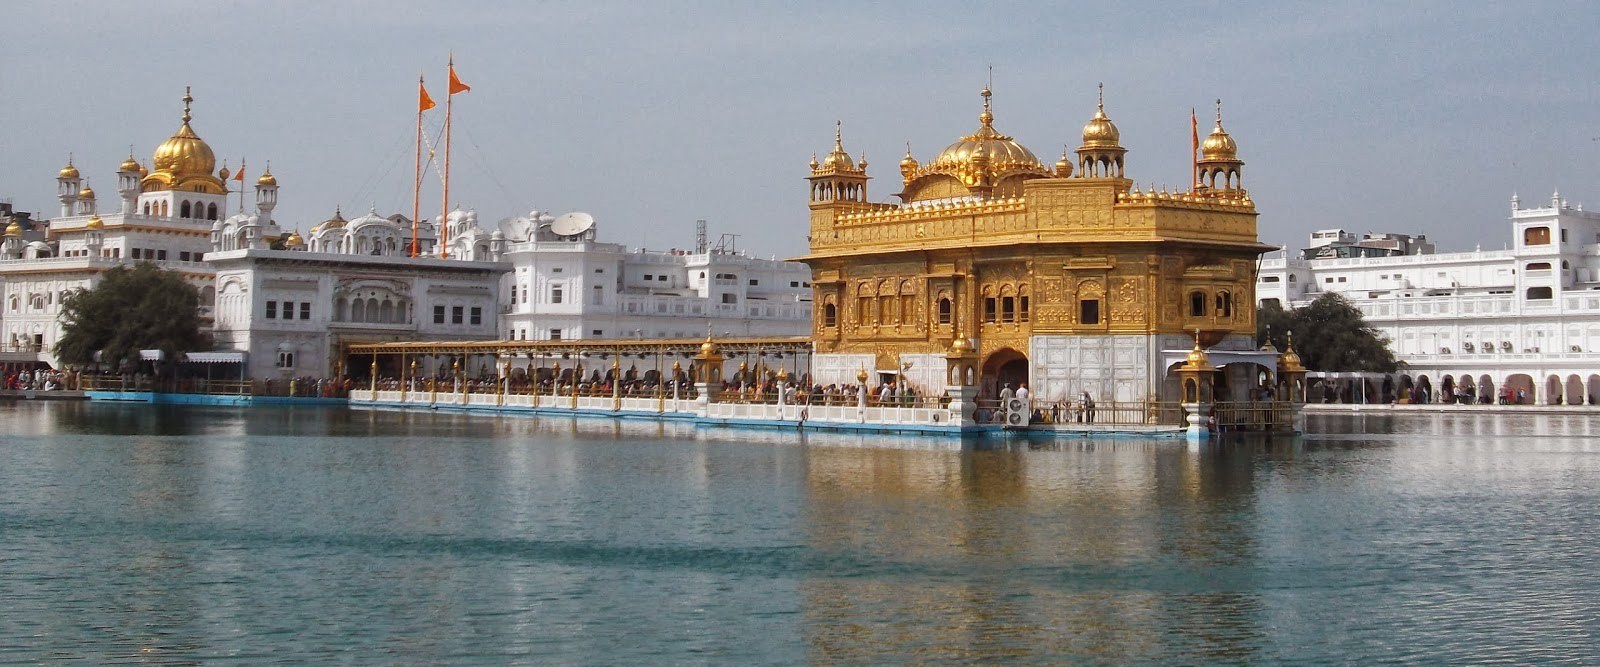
[55,262,204,372]
[1255,293,1396,372]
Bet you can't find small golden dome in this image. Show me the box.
[3,221,22,236]
[900,145,918,171]
[257,169,277,187]
[820,123,857,171]
[1182,332,1215,370]
[218,166,231,182]
[1201,103,1239,161]
[284,230,304,246]
[58,160,80,179]
[1080,86,1121,148]
[1054,147,1073,177]
[949,337,972,354]
[85,215,104,230]
[808,154,819,170]
[856,368,869,383]
[119,156,141,173]
[699,338,719,356]
[78,185,95,199]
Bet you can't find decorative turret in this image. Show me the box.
[255,163,278,220]
[1196,99,1245,197]
[117,151,141,214]
[75,183,97,215]
[808,122,869,204]
[57,156,81,217]
[84,214,105,253]
[1054,146,1074,177]
[902,86,1048,201]
[1076,83,1127,178]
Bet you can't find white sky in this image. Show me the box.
[2,1,1597,258]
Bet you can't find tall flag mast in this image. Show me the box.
[237,157,247,212]
[413,75,436,257]
[1190,108,1199,192]
[440,55,471,259]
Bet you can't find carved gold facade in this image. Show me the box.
[800,88,1270,384]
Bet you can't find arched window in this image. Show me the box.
[937,297,952,325]
[335,297,349,322]
[380,299,395,323]
[1524,226,1551,245]
[1190,291,1208,317]
[1288,274,1297,283]
[160,201,169,217]
[823,302,837,328]
[351,299,367,322]
[207,203,218,220]
[180,201,192,218]
[1216,291,1233,318]
[1527,286,1553,300]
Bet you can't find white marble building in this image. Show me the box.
[1,90,250,368]
[1259,191,1600,404]
[496,212,812,342]
[208,209,508,379]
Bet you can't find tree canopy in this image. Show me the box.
[1256,293,1397,372]
[55,263,204,370]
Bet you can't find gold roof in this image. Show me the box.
[284,229,304,246]
[85,214,104,230]
[78,185,95,199]
[58,159,79,180]
[119,153,141,173]
[313,207,347,233]
[1080,85,1121,148]
[927,88,1045,178]
[1200,101,1239,161]
[3,220,22,236]
[143,87,225,195]
[257,168,277,187]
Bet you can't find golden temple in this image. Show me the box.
[799,87,1273,403]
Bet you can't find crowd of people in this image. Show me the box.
[3,368,75,391]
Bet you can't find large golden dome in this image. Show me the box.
[58,160,79,180]
[928,89,1045,175]
[142,88,225,195]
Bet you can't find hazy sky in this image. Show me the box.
[3,1,1597,258]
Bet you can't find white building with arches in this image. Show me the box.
[0,90,255,367]
[1259,191,1600,405]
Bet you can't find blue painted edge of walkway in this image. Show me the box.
[85,391,347,407]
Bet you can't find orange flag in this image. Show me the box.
[419,80,437,112]
[448,64,471,95]
[234,163,245,182]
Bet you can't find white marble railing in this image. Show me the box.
[351,389,958,427]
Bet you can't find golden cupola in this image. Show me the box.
[899,87,1048,201]
[313,207,347,234]
[78,185,96,200]
[58,160,80,180]
[1075,83,1128,178]
[119,155,141,173]
[141,87,226,195]
[807,123,869,204]
[1196,99,1245,195]
[257,169,277,187]
[898,143,919,185]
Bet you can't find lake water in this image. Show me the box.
[1,402,1597,664]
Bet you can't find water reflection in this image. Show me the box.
[3,402,1597,664]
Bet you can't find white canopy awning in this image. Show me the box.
[185,351,246,364]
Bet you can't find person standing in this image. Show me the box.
[1082,390,1096,424]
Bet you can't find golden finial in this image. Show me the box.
[808,153,818,170]
[1215,98,1223,125]
[182,86,193,124]
[979,84,994,127]
[1097,82,1104,112]
[834,120,843,151]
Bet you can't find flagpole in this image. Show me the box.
[1190,108,1199,192]
[440,56,455,260]
[412,74,425,257]
[239,157,247,212]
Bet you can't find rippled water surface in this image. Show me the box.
[1,403,1597,664]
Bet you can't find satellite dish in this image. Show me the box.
[550,212,595,237]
